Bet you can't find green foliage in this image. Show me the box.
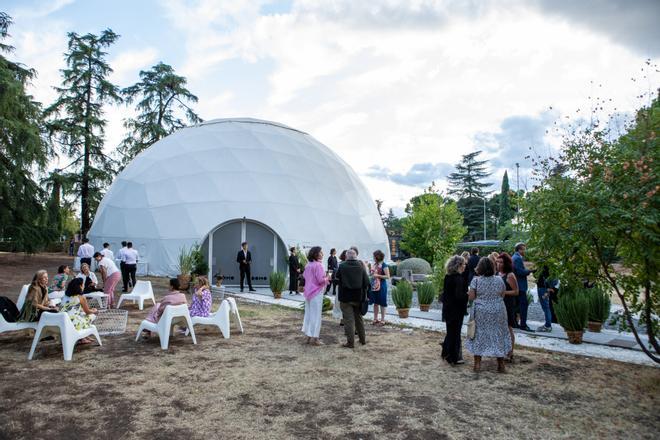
[555,289,588,332]
[392,280,413,309]
[269,272,286,293]
[297,245,308,269]
[498,171,514,226]
[587,287,611,323]
[525,77,659,361]
[447,151,493,239]
[299,296,333,312]
[177,245,195,275]
[118,62,202,167]
[189,243,208,276]
[383,208,403,235]
[401,184,466,264]
[397,258,432,275]
[0,13,53,252]
[388,263,397,277]
[416,282,436,306]
[45,29,122,236]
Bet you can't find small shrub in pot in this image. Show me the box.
[416,281,435,312]
[392,279,413,318]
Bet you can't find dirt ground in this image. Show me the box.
[0,252,658,440]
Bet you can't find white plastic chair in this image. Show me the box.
[1,285,38,335]
[190,300,231,339]
[135,304,197,350]
[189,297,244,338]
[83,292,109,309]
[226,297,244,334]
[28,312,101,361]
[117,280,155,310]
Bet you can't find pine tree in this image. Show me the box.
[45,29,122,237]
[498,170,513,226]
[118,62,201,166]
[447,151,492,239]
[0,13,52,251]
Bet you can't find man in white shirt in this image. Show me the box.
[100,242,114,261]
[123,242,139,292]
[77,238,94,268]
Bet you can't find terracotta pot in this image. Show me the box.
[177,274,192,291]
[273,291,282,299]
[587,321,602,333]
[397,308,410,319]
[419,304,431,312]
[566,330,584,344]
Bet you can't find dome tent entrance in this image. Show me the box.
[88,118,389,277]
[200,218,288,287]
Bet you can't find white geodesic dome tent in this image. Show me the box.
[88,118,389,283]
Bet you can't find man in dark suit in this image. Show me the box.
[466,247,480,286]
[236,242,256,292]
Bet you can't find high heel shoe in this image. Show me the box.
[497,358,506,373]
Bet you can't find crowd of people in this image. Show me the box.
[8,237,547,372]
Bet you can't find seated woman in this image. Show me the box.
[48,265,72,300]
[141,278,187,338]
[189,276,212,318]
[18,270,58,322]
[60,278,98,344]
[77,263,102,293]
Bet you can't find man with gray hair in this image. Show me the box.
[335,248,370,348]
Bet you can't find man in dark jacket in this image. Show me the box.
[236,242,256,292]
[335,249,369,348]
[466,247,480,285]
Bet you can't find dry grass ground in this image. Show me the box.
[0,252,658,440]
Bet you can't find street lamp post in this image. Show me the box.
[483,197,487,241]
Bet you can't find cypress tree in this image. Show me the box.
[499,170,513,226]
[45,29,122,237]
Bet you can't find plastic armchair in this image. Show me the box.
[190,297,244,338]
[117,280,155,310]
[135,304,197,350]
[1,285,38,335]
[28,312,101,361]
[190,300,231,338]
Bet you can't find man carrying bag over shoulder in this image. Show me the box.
[335,249,370,348]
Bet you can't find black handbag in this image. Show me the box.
[360,290,369,316]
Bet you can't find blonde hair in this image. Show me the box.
[80,263,90,273]
[488,252,499,267]
[32,269,48,286]
[197,276,210,290]
[461,251,469,261]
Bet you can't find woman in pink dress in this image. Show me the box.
[94,252,121,307]
[189,276,212,317]
[301,246,330,346]
[141,278,187,338]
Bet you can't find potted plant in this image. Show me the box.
[269,272,286,299]
[191,244,209,278]
[177,245,195,291]
[214,270,224,288]
[416,281,435,312]
[555,291,588,344]
[392,279,413,318]
[586,287,611,333]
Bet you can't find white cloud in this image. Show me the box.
[110,47,159,86]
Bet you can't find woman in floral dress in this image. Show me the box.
[59,278,98,344]
[190,276,212,317]
[465,257,511,373]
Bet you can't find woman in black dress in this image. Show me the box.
[497,252,519,362]
[441,255,469,365]
[288,247,300,294]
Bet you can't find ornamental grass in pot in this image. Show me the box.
[586,287,611,333]
[269,272,286,299]
[416,281,435,312]
[392,279,413,318]
[555,290,588,344]
[177,245,195,291]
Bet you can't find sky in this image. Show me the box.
[5,0,660,214]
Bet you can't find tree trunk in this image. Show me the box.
[81,60,93,238]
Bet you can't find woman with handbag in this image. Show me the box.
[465,257,511,373]
[440,255,468,365]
